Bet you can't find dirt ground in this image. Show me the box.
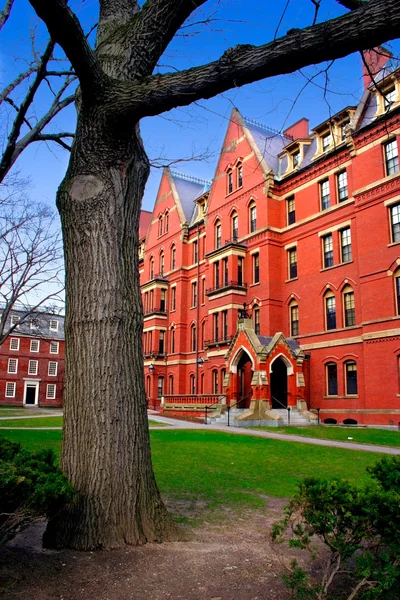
[0,498,308,600]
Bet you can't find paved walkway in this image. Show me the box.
[1,410,400,455]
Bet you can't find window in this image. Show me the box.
[157,376,164,397]
[340,227,352,263]
[146,376,151,398]
[337,171,348,202]
[191,281,197,307]
[384,139,399,175]
[232,212,239,241]
[288,248,297,280]
[169,375,174,395]
[28,360,38,375]
[222,310,228,340]
[290,303,299,337]
[8,358,17,374]
[165,211,169,233]
[171,287,176,311]
[48,361,58,376]
[9,338,19,351]
[384,86,396,110]
[200,372,204,393]
[253,305,260,335]
[390,203,400,243]
[30,319,39,330]
[249,202,257,233]
[5,382,16,398]
[287,196,295,225]
[213,313,219,341]
[223,258,228,285]
[158,331,165,354]
[193,240,198,264]
[322,131,332,151]
[237,163,243,188]
[150,258,154,279]
[11,315,20,326]
[325,294,336,330]
[326,363,338,396]
[191,324,197,352]
[323,234,333,268]
[158,215,163,236]
[227,170,233,194]
[49,319,59,331]
[30,340,40,352]
[343,288,355,327]
[149,289,154,311]
[238,257,243,286]
[340,120,350,141]
[201,278,205,304]
[212,369,219,394]
[47,384,56,399]
[396,274,400,315]
[159,252,165,276]
[215,221,222,249]
[190,374,196,395]
[170,328,175,353]
[148,331,152,353]
[320,179,330,210]
[171,245,176,270]
[214,261,220,288]
[160,289,166,312]
[253,253,259,284]
[201,321,206,348]
[292,150,300,168]
[345,361,358,395]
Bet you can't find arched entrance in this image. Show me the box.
[270,357,288,408]
[236,352,253,408]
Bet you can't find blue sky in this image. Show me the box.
[1,0,400,213]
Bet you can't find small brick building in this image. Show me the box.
[0,310,64,407]
[139,49,400,426]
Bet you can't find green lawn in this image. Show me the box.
[0,429,383,512]
[0,417,167,428]
[0,407,49,417]
[250,425,400,447]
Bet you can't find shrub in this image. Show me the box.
[272,456,400,599]
[0,437,73,544]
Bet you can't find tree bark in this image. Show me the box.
[43,110,172,549]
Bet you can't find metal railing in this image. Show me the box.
[206,280,247,295]
[204,396,226,424]
[271,395,291,425]
[204,335,233,347]
[226,391,253,426]
[143,306,167,316]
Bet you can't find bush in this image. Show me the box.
[0,437,73,544]
[272,456,400,599]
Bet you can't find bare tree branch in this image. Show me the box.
[0,0,14,31]
[0,65,39,105]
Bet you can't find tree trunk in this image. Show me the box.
[43,111,172,550]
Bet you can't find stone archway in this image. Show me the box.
[236,351,253,408]
[270,357,288,408]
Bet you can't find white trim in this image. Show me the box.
[9,337,19,351]
[8,358,18,374]
[23,380,39,406]
[269,353,294,375]
[230,345,255,373]
[5,382,16,398]
[30,339,40,352]
[48,361,58,376]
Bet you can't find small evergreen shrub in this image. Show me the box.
[0,437,73,544]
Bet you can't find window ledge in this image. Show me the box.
[250,282,260,287]
[320,260,353,272]
[388,241,400,248]
[285,277,298,283]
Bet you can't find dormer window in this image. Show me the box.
[340,120,350,141]
[384,86,396,111]
[237,163,243,188]
[292,150,300,168]
[322,132,332,152]
[158,215,163,237]
[227,170,233,194]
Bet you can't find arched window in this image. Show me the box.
[170,327,175,353]
[159,252,165,276]
[191,324,197,352]
[221,368,226,391]
[190,374,196,395]
[237,162,243,188]
[289,301,299,337]
[343,285,355,327]
[169,375,174,395]
[326,362,338,396]
[158,215,163,237]
[249,201,257,233]
[212,369,219,393]
[215,220,222,249]
[325,291,336,330]
[157,376,164,397]
[171,244,176,270]
[200,372,204,394]
[253,304,260,335]
[227,169,233,194]
[146,375,151,398]
[345,361,358,395]
[149,257,154,279]
[231,211,239,241]
[165,211,169,233]
[395,269,400,314]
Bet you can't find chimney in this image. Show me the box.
[362,47,392,89]
[283,118,309,141]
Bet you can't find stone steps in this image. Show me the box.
[208,407,314,427]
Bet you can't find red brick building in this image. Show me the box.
[0,310,65,407]
[140,50,400,426]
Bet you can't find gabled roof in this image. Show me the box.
[243,116,293,174]
[169,171,210,222]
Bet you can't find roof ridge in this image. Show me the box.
[243,116,294,141]
[170,170,211,187]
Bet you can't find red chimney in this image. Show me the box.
[362,47,392,89]
[283,118,309,141]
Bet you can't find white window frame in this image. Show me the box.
[48,361,58,376]
[28,360,38,375]
[49,319,59,331]
[50,341,59,354]
[8,358,18,374]
[30,339,40,352]
[5,382,16,398]
[9,337,20,351]
[46,384,56,399]
[11,315,20,326]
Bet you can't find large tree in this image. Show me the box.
[26,0,400,550]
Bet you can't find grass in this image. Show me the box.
[0,417,168,428]
[0,428,383,514]
[249,425,400,447]
[148,419,169,427]
[0,407,50,417]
